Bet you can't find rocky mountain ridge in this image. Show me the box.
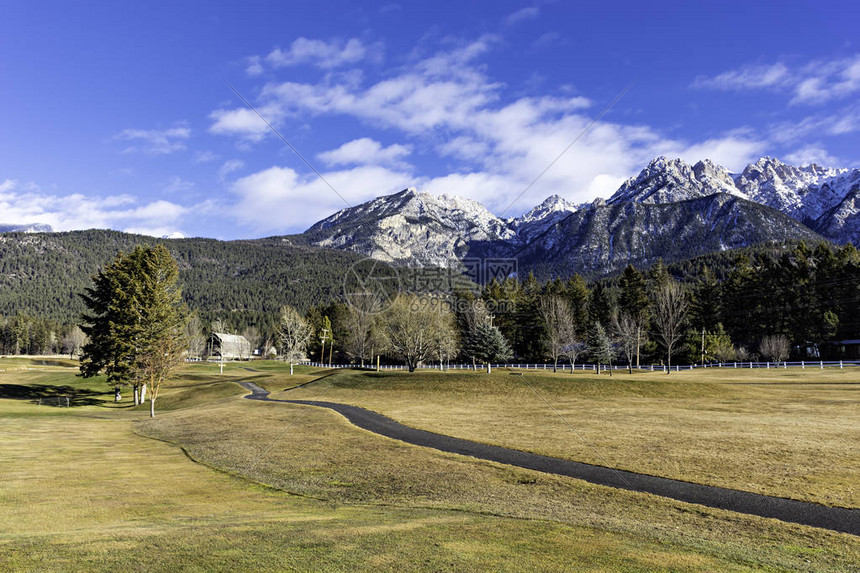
[297,155,857,274]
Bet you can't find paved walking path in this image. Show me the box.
[238,380,859,536]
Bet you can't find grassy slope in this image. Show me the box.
[280,367,860,509]
[0,360,857,571]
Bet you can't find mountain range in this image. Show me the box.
[3,156,857,281]
[294,156,858,277]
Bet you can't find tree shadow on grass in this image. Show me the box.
[0,384,107,406]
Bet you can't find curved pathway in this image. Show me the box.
[238,380,859,536]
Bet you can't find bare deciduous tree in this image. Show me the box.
[433,322,460,370]
[759,334,791,363]
[613,313,640,374]
[242,326,261,360]
[344,299,386,367]
[540,295,577,373]
[278,305,312,375]
[185,314,207,360]
[384,294,456,372]
[563,341,586,373]
[652,280,688,374]
[62,326,87,359]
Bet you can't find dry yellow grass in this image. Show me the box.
[2,359,858,571]
[281,367,860,508]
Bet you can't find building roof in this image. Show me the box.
[212,333,250,345]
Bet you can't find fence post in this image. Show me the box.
[840,360,843,370]
[820,361,823,369]
[767,362,770,369]
[802,361,804,369]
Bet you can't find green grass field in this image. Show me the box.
[1,358,858,571]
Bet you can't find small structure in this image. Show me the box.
[209,332,252,361]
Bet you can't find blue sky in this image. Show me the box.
[1,0,858,239]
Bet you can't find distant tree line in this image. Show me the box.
[3,237,858,368]
[272,241,859,370]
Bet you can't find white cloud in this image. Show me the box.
[770,106,860,143]
[532,32,562,49]
[246,55,264,76]
[113,124,190,154]
[0,178,17,193]
[694,55,860,106]
[317,138,412,168]
[505,7,539,25]
[218,159,245,180]
[211,37,783,229]
[231,164,411,233]
[164,176,195,194]
[791,56,860,104]
[262,37,379,71]
[692,63,790,91]
[195,150,220,163]
[661,133,766,172]
[209,106,279,141]
[0,179,189,236]
[784,144,841,167]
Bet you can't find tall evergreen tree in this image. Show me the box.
[617,264,650,368]
[79,245,187,415]
[515,272,546,361]
[565,274,590,339]
[587,282,613,330]
[689,266,721,332]
[587,322,615,376]
[465,321,513,373]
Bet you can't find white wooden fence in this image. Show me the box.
[308,360,859,372]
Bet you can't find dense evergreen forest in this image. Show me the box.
[1,231,857,363]
[0,230,377,332]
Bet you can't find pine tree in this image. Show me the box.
[465,321,512,373]
[565,274,590,339]
[587,322,615,376]
[79,245,187,414]
[587,282,613,329]
[689,266,721,331]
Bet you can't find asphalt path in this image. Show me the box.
[238,380,859,536]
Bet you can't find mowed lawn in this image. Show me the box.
[0,360,857,571]
[280,366,860,509]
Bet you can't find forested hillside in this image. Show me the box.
[0,230,373,327]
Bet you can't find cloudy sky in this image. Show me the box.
[1,1,858,239]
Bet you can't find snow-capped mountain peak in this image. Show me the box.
[607,156,742,205]
[300,155,859,269]
[514,194,579,225]
[734,157,852,222]
[304,188,515,266]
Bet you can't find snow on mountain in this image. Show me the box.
[515,193,823,278]
[303,188,515,266]
[0,223,53,233]
[300,155,858,273]
[514,194,580,225]
[734,157,857,224]
[608,156,743,205]
[509,194,582,244]
[609,155,860,244]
